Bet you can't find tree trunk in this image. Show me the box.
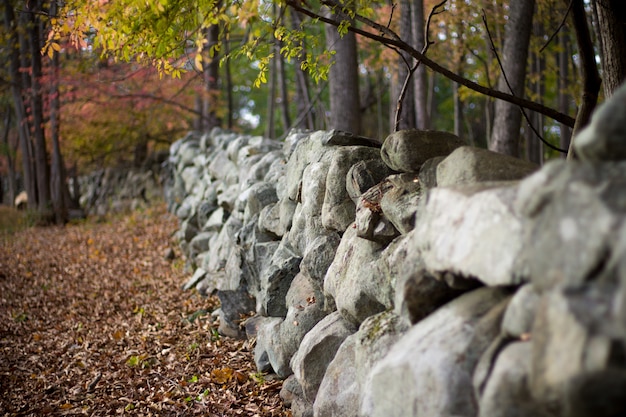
[202,23,221,130]
[393,0,416,131]
[325,7,361,134]
[3,1,35,209]
[27,0,51,211]
[277,46,291,134]
[224,39,234,130]
[489,0,535,157]
[593,0,626,97]
[50,54,68,224]
[453,82,463,137]
[558,26,572,156]
[412,0,429,129]
[2,108,17,206]
[567,0,601,158]
[290,10,315,130]
[265,48,277,139]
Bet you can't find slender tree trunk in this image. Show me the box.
[393,0,416,131]
[202,23,221,130]
[324,7,361,134]
[489,0,535,157]
[277,47,291,134]
[558,27,572,156]
[265,48,277,139]
[27,0,51,211]
[49,31,68,224]
[2,108,17,206]
[224,39,234,130]
[290,10,315,130]
[3,1,36,209]
[567,0,601,159]
[593,0,626,97]
[412,0,429,129]
[452,89,463,139]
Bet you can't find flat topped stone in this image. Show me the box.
[320,129,383,148]
[437,146,538,187]
[380,129,466,173]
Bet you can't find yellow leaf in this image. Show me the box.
[59,403,73,410]
[211,367,233,384]
[194,53,203,71]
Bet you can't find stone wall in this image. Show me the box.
[79,153,167,216]
[164,83,626,417]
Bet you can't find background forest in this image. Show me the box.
[0,0,624,223]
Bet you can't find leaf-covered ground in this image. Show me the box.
[0,206,289,416]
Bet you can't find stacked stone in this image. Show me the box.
[164,82,626,417]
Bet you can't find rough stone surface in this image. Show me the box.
[380,130,466,173]
[437,146,538,187]
[291,312,357,403]
[321,146,382,232]
[415,183,525,286]
[361,288,510,417]
[324,227,390,325]
[478,342,548,417]
[574,81,626,163]
[501,284,540,338]
[313,311,408,417]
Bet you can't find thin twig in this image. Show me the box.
[284,0,576,127]
[482,9,567,154]
[539,0,574,53]
[394,0,447,131]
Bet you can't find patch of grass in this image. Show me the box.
[0,206,30,237]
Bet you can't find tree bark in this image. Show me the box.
[49,45,68,224]
[567,0,601,158]
[1,108,17,206]
[202,23,221,130]
[558,25,572,155]
[489,0,535,157]
[3,1,35,209]
[412,0,429,129]
[393,0,416,131]
[27,0,51,211]
[324,7,361,134]
[593,0,626,97]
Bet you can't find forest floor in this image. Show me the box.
[0,205,289,416]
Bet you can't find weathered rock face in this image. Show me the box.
[380,129,466,173]
[164,86,626,417]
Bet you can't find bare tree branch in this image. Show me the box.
[285,0,576,128]
[482,10,567,154]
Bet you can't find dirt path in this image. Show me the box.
[0,206,288,416]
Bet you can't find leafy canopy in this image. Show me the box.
[47,0,383,85]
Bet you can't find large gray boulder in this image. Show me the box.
[517,160,626,291]
[529,286,620,414]
[437,146,538,187]
[322,146,382,232]
[324,227,391,325]
[288,161,331,255]
[477,342,548,417]
[379,173,423,235]
[414,183,525,286]
[380,130,466,173]
[574,81,626,162]
[313,311,408,417]
[291,311,357,403]
[259,236,302,317]
[361,287,511,417]
[265,273,329,378]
